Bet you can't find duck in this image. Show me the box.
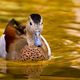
[0,14,51,61]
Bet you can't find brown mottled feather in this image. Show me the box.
[16,45,48,61]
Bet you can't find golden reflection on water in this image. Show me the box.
[0,0,80,80]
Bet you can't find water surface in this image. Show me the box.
[0,0,80,80]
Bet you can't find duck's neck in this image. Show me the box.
[26,30,34,46]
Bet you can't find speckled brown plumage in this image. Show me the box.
[17,45,48,61]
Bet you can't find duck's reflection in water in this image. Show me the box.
[0,59,7,73]
[0,59,47,79]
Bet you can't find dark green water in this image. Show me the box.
[0,0,80,80]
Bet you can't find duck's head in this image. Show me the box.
[26,14,43,47]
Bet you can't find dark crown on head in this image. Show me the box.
[30,14,41,23]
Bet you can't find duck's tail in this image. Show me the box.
[0,34,7,58]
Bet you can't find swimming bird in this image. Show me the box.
[14,14,51,61]
[0,14,51,61]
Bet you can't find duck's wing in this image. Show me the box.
[0,34,7,58]
[7,38,28,60]
[40,35,51,59]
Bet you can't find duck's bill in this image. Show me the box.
[34,31,42,47]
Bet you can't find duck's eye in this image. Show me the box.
[30,22,32,25]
